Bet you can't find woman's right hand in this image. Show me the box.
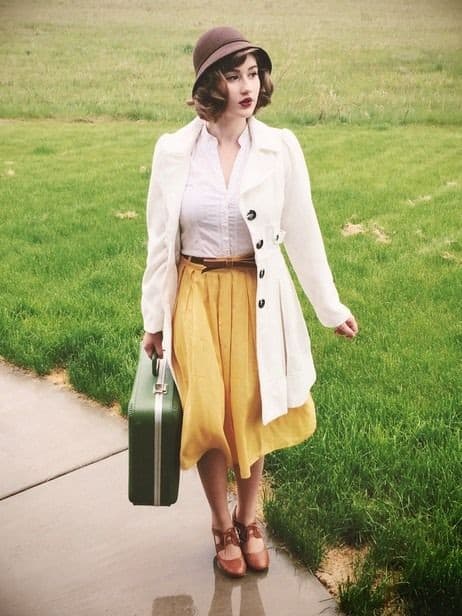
[143,331,164,359]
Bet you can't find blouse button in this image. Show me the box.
[259,269,265,278]
[256,239,264,249]
[246,209,256,221]
[258,299,265,308]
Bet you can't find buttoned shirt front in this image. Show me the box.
[179,121,254,257]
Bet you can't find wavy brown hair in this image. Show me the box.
[187,50,273,121]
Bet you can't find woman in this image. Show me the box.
[141,26,358,578]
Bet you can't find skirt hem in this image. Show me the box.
[179,422,316,479]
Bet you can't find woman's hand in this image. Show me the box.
[143,331,164,358]
[334,315,358,339]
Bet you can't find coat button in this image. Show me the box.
[246,209,256,221]
[258,299,265,308]
[259,269,265,278]
[256,239,264,249]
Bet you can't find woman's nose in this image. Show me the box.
[240,77,252,92]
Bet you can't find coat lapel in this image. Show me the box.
[240,116,281,196]
[159,117,202,229]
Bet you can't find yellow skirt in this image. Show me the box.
[171,256,317,479]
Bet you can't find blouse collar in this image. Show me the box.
[200,121,251,150]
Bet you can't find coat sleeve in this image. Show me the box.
[141,135,168,334]
[280,128,352,328]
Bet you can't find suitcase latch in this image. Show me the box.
[153,383,168,395]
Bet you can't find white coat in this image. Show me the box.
[141,115,352,425]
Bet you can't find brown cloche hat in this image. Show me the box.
[192,26,272,95]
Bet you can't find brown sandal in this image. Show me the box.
[212,526,247,578]
[232,506,270,572]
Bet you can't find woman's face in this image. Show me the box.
[222,53,260,120]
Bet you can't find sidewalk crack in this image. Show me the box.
[0,446,128,501]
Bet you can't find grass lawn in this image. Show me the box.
[1,0,461,126]
[1,1,461,614]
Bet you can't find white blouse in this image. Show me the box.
[179,120,254,257]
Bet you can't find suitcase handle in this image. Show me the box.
[152,350,160,377]
[152,351,168,395]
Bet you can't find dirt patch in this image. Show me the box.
[441,251,462,265]
[407,194,432,206]
[115,210,138,219]
[316,544,369,597]
[370,222,391,244]
[316,544,405,615]
[107,402,123,416]
[341,222,366,237]
[45,367,70,387]
[342,220,391,243]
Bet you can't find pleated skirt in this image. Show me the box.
[171,256,317,479]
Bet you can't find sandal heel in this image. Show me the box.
[212,526,247,578]
[232,506,270,572]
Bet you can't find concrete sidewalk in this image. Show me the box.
[0,360,341,616]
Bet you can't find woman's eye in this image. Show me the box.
[226,72,258,81]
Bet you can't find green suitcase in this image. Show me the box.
[128,343,183,506]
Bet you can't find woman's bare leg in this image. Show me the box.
[197,448,241,559]
[234,456,265,553]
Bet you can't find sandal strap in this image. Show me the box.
[238,521,262,543]
[232,507,263,543]
[212,526,240,553]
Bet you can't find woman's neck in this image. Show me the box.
[205,116,248,146]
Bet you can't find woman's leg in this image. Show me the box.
[234,456,265,553]
[197,448,242,560]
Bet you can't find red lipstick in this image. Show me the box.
[239,97,253,108]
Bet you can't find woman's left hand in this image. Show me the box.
[334,315,359,338]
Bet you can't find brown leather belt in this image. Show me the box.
[182,254,256,273]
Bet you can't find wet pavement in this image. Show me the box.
[0,359,341,615]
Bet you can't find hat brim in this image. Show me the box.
[192,41,272,95]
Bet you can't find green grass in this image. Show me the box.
[1,1,462,614]
[270,127,462,615]
[0,120,164,407]
[1,0,461,126]
[2,120,461,614]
